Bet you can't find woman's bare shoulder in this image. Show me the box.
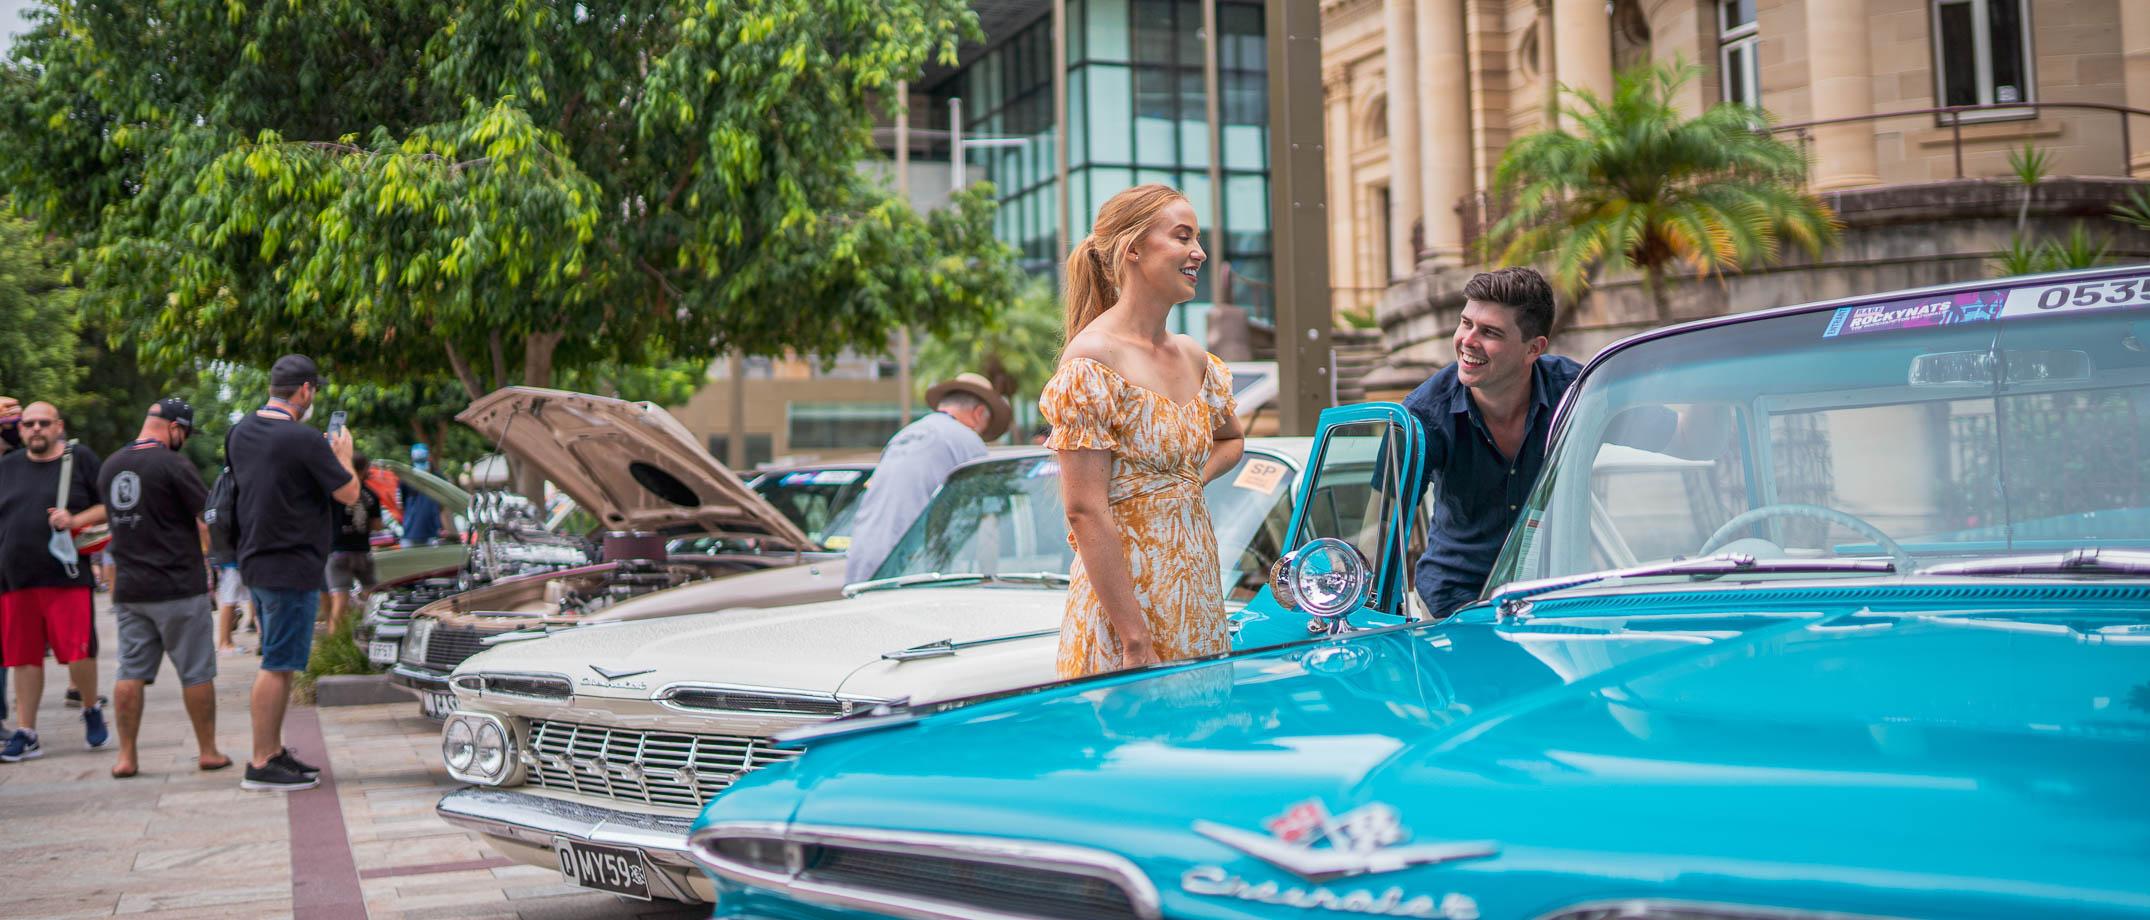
[1170,334,1214,373]
[1059,330,1123,370]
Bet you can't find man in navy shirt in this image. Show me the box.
[1403,267,1580,617]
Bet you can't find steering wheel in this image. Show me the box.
[1698,503,1914,572]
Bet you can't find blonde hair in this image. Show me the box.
[1062,184,1190,344]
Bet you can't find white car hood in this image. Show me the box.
[456,585,1066,699]
[457,387,812,548]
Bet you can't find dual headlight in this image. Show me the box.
[442,712,518,785]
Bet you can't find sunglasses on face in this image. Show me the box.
[20,420,57,429]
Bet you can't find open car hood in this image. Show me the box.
[457,387,812,549]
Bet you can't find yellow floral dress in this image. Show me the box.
[1040,354,1237,678]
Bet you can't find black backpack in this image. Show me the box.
[205,465,240,553]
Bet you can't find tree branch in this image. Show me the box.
[444,342,486,400]
[488,331,509,390]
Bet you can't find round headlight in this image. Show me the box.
[1287,537,1372,620]
[473,721,507,781]
[442,718,476,771]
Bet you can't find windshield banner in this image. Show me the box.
[1821,288,2007,338]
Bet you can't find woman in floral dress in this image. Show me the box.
[1040,184,1246,678]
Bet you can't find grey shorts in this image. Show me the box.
[326,551,377,592]
[114,595,217,686]
[214,565,247,607]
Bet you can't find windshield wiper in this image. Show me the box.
[1486,553,1898,616]
[843,571,1072,598]
[1921,548,2150,577]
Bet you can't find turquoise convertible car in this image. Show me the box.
[685,267,2150,920]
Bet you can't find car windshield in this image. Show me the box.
[1487,272,2150,596]
[750,467,872,548]
[873,451,1299,603]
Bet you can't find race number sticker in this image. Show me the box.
[1233,458,1289,495]
[1998,274,2150,320]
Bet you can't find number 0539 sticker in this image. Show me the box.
[2000,275,2150,319]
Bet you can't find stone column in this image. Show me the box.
[2125,0,2150,177]
[1415,0,1470,265]
[1551,0,1613,116]
[1383,0,1422,278]
[1326,68,1358,306]
[1803,0,1881,189]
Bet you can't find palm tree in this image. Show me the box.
[1486,61,1840,325]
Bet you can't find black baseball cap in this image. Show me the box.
[269,354,327,389]
[149,397,195,431]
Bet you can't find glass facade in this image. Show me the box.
[936,0,1272,341]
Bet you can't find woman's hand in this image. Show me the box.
[1119,634,1161,669]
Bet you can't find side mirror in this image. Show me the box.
[1268,537,1373,634]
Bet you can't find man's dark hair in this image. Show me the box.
[351,450,370,474]
[1463,266,1556,341]
[268,383,301,400]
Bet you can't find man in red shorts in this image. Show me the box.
[0,401,110,761]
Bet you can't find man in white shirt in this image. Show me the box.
[842,374,1010,584]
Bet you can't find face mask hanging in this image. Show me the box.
[49,441,79,578]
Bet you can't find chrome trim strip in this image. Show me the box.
[650,680,876,718]
[688,820,1163,920]
[387,663,448,694]
[457,670,575,706]
[435,787,701,902]
[1526,897,1918,920]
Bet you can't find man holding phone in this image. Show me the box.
[225,355,358,790]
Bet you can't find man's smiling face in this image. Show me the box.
[1452,299,1545,394]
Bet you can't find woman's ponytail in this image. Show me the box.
[1059,183,1190,354]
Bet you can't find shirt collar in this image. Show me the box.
[1445,356,1555,418]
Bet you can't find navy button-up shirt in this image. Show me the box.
[1404,354,1582,616]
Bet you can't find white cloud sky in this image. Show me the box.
[0,0,39,57]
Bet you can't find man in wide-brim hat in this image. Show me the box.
[843,373,1011,584]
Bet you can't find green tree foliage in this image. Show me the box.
[915,276,1062,408]
[0,0,1020,400]
[0,204,78,405]
[1486,61,1839,324]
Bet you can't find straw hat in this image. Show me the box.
[926,372,1012,441]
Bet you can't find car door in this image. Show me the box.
[1231,403,1427,647]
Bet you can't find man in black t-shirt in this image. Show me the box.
[0,402,111,763]
[325,450,384,635]
[98,398,231,779]
[226,355,358,791]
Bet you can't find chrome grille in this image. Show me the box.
[521,719,799,808]
[422,625,490,670]
[803,847,1142,920]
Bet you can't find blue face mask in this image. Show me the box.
[415,460,430,472]
[49,527,78,578]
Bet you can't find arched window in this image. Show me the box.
[1366,97,1388,142]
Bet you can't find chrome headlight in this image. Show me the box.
[403,616,436,663]
[1277,537,1373,620]
[442,718,475,772]
[442,712,520,786]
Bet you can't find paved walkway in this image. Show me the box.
[0,597,701,920]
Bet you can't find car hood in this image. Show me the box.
[731,585,2150,918]
[454,585,1066,700]
[457,387,811,548]
[376,458,471,518]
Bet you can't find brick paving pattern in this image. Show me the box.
[0,598,702,919]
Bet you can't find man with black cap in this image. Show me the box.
[225,355,359,790]
[97,398,231,779]
[842,372,1010,584]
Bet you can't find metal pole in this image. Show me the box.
[1053,0,1072,264]
[895,81,914,424]
[1202,0,1225,307]
[727,352,747,469]
[951,96,964,191]
[1267,0,1331,435]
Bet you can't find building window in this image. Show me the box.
[1717,0,1759,107]
[1932,0,2033,117]
[786,403,905,451]
[1374,184,1393,281]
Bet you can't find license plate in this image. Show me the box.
[366,640,399,666]
[419,690,457,721]
[554,837,652,900]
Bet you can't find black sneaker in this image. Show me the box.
[64,688,81,708]
[240,759,319,791]
[271,747,321,777]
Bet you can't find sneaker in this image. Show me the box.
[84,706,110,749]
[271,747,321,777]
[64,688,81,708]
[240,759,319,791]
[0,729,40,762]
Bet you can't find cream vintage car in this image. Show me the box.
[432,439,1314,903]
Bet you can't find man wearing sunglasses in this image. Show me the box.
[0,401,110,762]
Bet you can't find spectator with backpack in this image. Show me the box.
[224,355,359,791]
[204,466,252,654]
[0,401,111,762]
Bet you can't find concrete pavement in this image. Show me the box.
[1,596,702,919]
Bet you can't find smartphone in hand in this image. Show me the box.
[326,410,347,438]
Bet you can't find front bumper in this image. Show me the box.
[388,662,449,695]
[436,786,711,903]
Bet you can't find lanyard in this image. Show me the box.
[260,401,298,421]
[126,438,163,451]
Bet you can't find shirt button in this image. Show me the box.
[1510,504,1517,510]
